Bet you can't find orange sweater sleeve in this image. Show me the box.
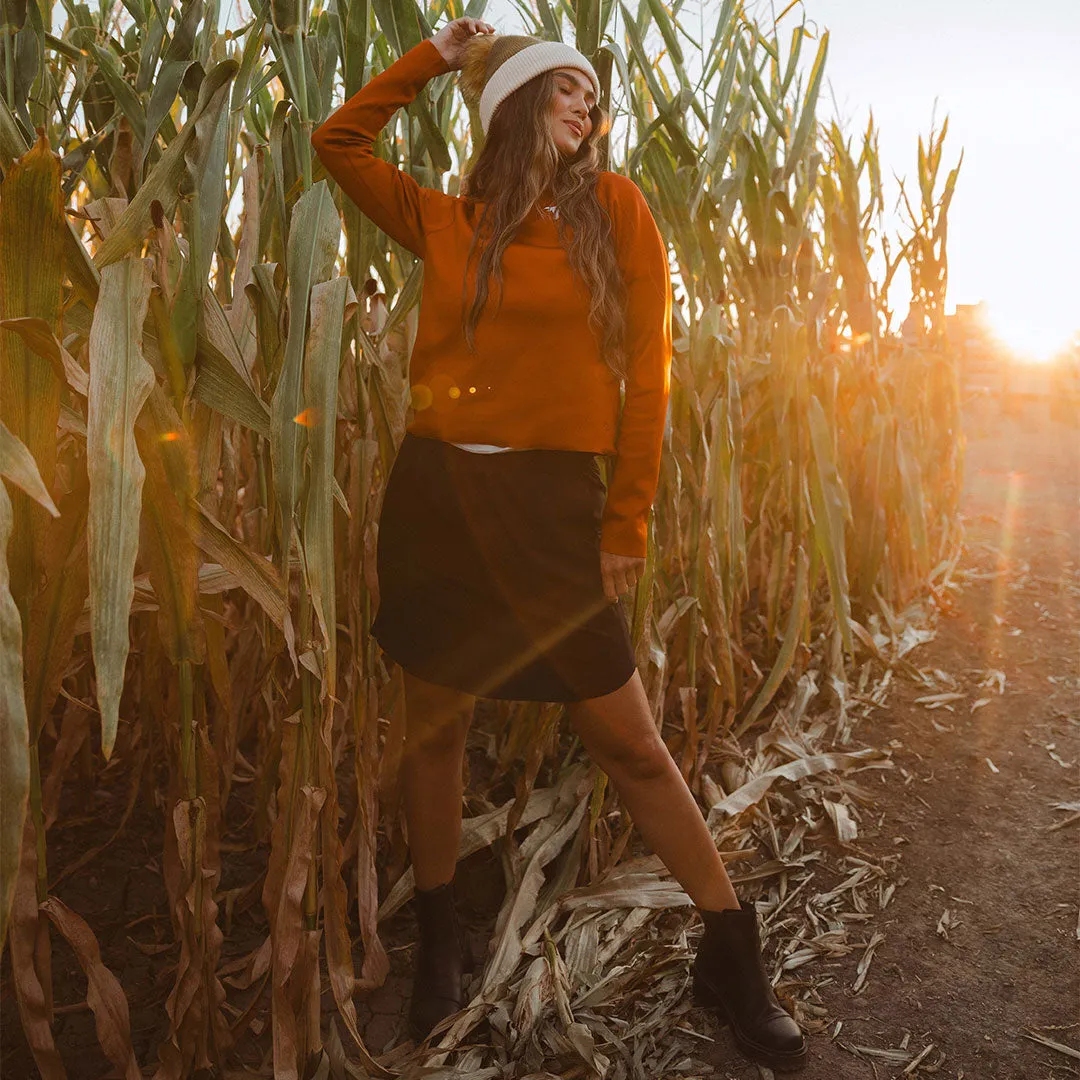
[600,177,674,559]
[311,39,454,258]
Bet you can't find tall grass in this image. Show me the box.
[0,0,961,1073]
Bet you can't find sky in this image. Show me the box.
[792,0,1079,359]
[478,0,1080,359]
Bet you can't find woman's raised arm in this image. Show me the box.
[311,20,493,258]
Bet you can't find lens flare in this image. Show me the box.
[988,305,1076,364]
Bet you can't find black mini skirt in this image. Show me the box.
[370,432,637,702]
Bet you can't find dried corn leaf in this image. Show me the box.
[379,778,564,921]
[0,420,59,515]
[191,501,288,630]
[851,930,884,992]
[22,470,89,746]
[0,476,29,946]
[482,782,591,996]
[512,955,553,1048]
[40,898,140,1080]
[823,799,858,842]
[0,129,65,611]
[8,814,64,1078]
[1022,1031,1080,1061]
[707,747,888,824]
[555,871,692,915]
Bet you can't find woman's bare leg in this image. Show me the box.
[564,669,740,911]
[400,669,477,891]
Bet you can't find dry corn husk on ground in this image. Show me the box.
[0,0,962,1075]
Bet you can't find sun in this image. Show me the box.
[987,304,1077,364]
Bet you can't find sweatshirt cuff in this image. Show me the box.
[414,37,453,77]
[600,514,649,559]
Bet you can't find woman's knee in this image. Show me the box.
[567,695,670,783]
[598,731,671,783]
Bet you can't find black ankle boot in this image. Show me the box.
[407,880,470,1041]
[692,900,808,1072]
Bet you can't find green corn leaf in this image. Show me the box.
[750,65,787,140]
[134,1,169,94]
[407,97,452,174]
[86,257,156,761]
[143,60,197,166]
[269,98,292,244]
[784,30,827,179]
[642,0,682,67]
[93,58,238,270]
[87,43,148,148]
[271,0,299,33]
[0,91,25,171]
[341,0,370,98]
[377,258,423,344]
[182,73,233,300]
[271,180,340,573]
[534,0,559,38]
[619,2,671,116]
[371,0,423,55]
[575,0,600,57]
[0,0,28,33]
[302,275,354,700]
[231,8,268,113]
[142,0,205,159]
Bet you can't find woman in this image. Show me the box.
[311,17,807,1072]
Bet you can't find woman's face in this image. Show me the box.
[549,68,595,156]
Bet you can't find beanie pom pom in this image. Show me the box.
[459,34,498,107]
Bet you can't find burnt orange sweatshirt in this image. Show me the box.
[311,38,672,558]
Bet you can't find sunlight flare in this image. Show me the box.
[988,304,1076,364]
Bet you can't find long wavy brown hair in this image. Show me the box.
[458,73,629,382]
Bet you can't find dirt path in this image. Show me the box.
[694,400,1079,1079]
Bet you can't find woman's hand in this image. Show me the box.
[432,17,496,70]
[600,550,645,603]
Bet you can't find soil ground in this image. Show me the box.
[689,393,1080,1078]
[772,394,1078,1080]
[1,393,1077,1079]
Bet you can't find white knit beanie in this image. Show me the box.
[458,33,600,136]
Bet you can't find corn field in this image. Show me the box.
[0,0,962,1075]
